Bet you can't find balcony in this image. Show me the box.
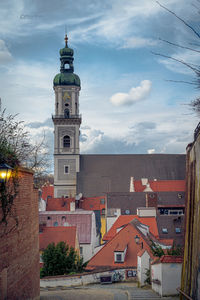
[52,114,82,119]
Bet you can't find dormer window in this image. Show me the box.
[114,245,127,263]
[63,135,70,148]
[116,253,123,262]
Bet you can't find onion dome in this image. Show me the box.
[53,35,81,87]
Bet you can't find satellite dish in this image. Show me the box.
[75,193,83,200]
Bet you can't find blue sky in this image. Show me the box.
[0,0,199,170]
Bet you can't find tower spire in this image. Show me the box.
[64,34,68,47]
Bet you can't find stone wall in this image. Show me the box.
[40,268,137,288]
[0,168,40,300]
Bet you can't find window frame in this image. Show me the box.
[63,135,70,148]
[64,165,69,174]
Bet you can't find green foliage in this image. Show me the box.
[166,244,183,256]
[150,239,183,257]
[144,268,151,285]
[150,240,165,257]
[40,241,86,278]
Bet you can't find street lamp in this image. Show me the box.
[0,163,13,183]
[134,235,143,249]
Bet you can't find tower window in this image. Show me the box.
[64,108,70,118]
[64,63,70,69]
[63,135,70,148]
[64,165,69,174]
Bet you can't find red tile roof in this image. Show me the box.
[45,196,106,212]
[39,226,77,250]
[158,239,174,246]
[151,255,183,265]
[87,221,154,271]
[103,215,159,241]
[133,180,185,192]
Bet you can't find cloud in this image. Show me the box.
[147,149,155,154]
[0,60,55,122]
[0,40,12,63]
[158,50,200,75]
[110,80,152,106]
[122,37,157,49]
[26,118,53,129]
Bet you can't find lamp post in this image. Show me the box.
[0,163,13,183]
[134,234,143,249]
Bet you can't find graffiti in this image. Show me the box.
[112,271,124,282]
[126,269,137,278]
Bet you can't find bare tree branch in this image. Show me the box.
[156,1,200,39]
[164,79,197,85]
[159,38,200,53]
[151,51,200,73]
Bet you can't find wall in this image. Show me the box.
[137,251,150,286]
[162,263,182,296]
[0,168,40,300]
[40,268,136,288]
[100,216,106,243]
[152,263,182,297]
[181,122,200,300]
[151,263,162,296]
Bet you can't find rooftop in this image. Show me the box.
[39,226,77,250]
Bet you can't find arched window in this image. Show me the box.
[63,135,70,148]
[64,108,70,118]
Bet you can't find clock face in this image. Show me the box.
[63,91,71,101]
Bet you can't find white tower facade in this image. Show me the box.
[53,35,81,198]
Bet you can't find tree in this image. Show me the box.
[0,109,50,178]
[153,1,200,116]
[40,241,86,278]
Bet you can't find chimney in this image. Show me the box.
[70,201,75,212]
[146,193,157,208]
[130,177,135,192]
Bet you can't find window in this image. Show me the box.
[64,109,70,118]
[100,198,105,205]
[47,216,51,220]
[64,165,69,174]
[162,228,168,234]
[53,222,58,227]
[63,135,70,148]
[101,208,105,216]
[80,246,83,255]
[116,254,122,262]
[175,228,181,233]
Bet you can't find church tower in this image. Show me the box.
[53,35,81,198]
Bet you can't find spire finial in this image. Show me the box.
[65,34,68,47]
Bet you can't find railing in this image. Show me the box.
[52,114,82,119]
[177,288,193,300]
[194,122,200,141]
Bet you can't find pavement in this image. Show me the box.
[40,282,180,300]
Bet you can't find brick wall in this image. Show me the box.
[0,168,40,300]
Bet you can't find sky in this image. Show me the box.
[0,0,199,172]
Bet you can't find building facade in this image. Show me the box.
[53,35,81,198]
